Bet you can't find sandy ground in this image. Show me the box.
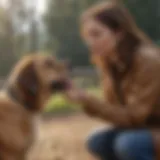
[28,114,109,160]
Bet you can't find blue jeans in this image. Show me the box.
[86,128,155,160]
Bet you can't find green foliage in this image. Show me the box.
[44,0,101,67]
[125,0,160,41]
[45,87,101,113]
[0,7,17,76]
[45,94,79,113]
[0,0,42,76]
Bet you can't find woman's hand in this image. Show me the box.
[65,86,88,104]
[65,86,99,116]
[64,80,90,103]
[64,81,99,116]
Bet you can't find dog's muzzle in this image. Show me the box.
[51,79,70,92]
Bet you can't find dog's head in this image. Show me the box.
[8,55,70,110]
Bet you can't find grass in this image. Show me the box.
[45,87,102,113]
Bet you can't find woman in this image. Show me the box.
[65,1,160,160]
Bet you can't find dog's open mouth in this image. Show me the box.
[51,79,71,92]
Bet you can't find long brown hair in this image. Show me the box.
[81,1,152,76]
[81,1,155,104]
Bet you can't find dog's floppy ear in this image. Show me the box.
[17,62,39,96]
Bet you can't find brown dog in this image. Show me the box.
[0,54,70,160]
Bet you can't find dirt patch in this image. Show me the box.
[28,114,110,160]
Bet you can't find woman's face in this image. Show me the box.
[81,18,118,57]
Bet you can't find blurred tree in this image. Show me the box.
[125,0,160,41]
[45,0,93,67]
[0,6,17,76]
[7,0,29,56]
[28,8,39,53]
[0,0,31,76]
[0,0,42,76]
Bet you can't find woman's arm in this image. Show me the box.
[82,95,132,127]
[81,84,158,127]
[79,61,160,127]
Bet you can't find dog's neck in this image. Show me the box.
[6,84,41,112]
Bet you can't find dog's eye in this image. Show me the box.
[45,59,55,68]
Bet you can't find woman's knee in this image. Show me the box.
[114,131,155,160]
[114,132,135,159]
[86,127,119,154]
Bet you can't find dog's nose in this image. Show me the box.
[51,79,69,92]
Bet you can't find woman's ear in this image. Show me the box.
[17,62,39,96]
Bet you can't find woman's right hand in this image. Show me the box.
[64,81,98,116]
[65,84,88,104]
